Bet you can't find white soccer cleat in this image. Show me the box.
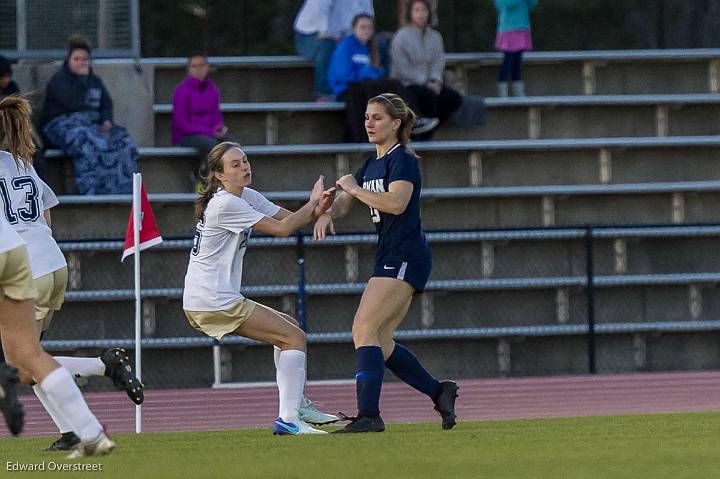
[66,431,116,459]
[272,417,328,435]
[299,397,338,425]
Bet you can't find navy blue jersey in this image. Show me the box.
[354,143,431,263]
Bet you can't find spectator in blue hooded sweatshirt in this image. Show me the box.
[328,13,384,101]
[328,14,438,142]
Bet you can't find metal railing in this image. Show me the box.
[41,223,720,383]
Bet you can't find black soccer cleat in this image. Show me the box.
[43,432,81,452]
[0,362,24,436]
[331,413,385,434]
[433,380,459,430]
[102,348,145,405]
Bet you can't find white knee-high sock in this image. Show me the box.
[53,357,106,377]
[276,349,306,423]
[32,384,73,434]
[39,367,102,442]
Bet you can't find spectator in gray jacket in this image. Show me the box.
[391,0,461,137]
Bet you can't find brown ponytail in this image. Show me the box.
[367,93,419,157]
[0,95,36,170]
[194,141,243,220]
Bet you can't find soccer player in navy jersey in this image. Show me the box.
[314,93,458,433]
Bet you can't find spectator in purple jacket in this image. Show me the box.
[171,53,238,191]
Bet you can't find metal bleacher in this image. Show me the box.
[37,49,720,385]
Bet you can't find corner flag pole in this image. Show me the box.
[132,173,143,433]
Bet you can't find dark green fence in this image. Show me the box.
[140,0,720,57]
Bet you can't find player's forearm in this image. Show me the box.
[327,195,351,220]
[349,187,407,215]
[277,199,318,236]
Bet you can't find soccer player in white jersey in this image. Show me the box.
[0,95,114,457]
[0,102,145,452]
[184,141,337,435]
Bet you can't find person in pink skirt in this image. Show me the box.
[493,0,537,97]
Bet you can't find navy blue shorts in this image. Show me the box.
[372,259,431,292]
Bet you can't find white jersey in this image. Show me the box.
[0,212,25,254]
[0,150,67,278]
[183,187,280,311]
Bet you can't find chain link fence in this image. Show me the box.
[0,0,139,59]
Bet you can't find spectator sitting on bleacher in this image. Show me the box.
[0,55,20,97]
[171,53,238,193]
[328,14,437,142]
[328,13,385,101]
[391,0,462,139]
[39,34,137,195]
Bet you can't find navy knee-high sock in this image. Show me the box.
[385,343,441,400]
[355,346,385,417]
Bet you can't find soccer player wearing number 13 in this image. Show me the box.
[314,93,458,433]
[0,95,142,453]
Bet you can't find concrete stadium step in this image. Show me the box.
[152,95,720,145]
[148,50,720,103]
[44,137,720,194]
[51,181,720,240]
[58,234,720,291]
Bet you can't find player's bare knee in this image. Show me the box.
[279,327,306,351]
[352,320,381,345]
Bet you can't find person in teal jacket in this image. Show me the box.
[493,0,538,97]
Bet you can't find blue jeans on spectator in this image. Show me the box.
[498,51,523,81]
[294,32,335,99]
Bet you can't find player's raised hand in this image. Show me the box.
[313,213,335,240]
[336,174,359,195]
[314,187,337,217]
[310,175,325,203]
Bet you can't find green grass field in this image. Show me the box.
[3,413,720,478]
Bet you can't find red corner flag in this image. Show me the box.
[121,185,163,262]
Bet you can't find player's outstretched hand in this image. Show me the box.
[336,174,359,195]
[314,187,336,217]
[314,213,335,240]
[310,175,325,203]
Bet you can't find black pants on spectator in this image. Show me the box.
[404,84,463,125]
[178,133,240,179]
[499,51,523,81]
[402,84,463,140]
[339,79,420,143]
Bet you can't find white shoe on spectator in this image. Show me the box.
[412,117,440,136]
[510,81,526,97]
[497,81,509,97]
